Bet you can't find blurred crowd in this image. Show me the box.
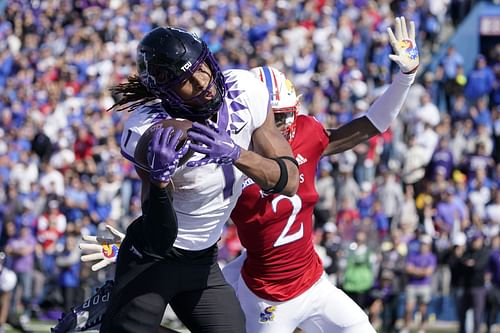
[0,0,499,332]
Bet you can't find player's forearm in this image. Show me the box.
[140,184,178,255]
[235,149,299,196]
[324,117,378,156]
[124,193,176,258]
[365,71,417,133]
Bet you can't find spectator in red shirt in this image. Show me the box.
[36,200,66,252]
[73,127,95,161]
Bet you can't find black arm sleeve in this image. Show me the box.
[127,185,178,258]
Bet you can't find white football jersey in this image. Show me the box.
[120,69,269,250]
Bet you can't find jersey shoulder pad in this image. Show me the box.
[224,69,269,129]
[296,115,330,149]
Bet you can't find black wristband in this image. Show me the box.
[279,155,299,169]
[263,157,288,194]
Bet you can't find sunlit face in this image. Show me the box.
[172,63,216,107]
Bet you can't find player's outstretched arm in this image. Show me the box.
[322,16,419,156]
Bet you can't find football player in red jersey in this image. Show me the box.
[223,16,419,333]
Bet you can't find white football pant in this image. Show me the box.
[222,252,376,333]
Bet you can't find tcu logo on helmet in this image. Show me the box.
[181,61,193,72]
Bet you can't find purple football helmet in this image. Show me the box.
[137,27,225,121]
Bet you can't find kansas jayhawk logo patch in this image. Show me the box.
[259,305,277,323]
[399,39,419,61]
[102,243,120,259]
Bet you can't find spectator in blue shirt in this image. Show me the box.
[442,46,464,81]
[450,94,469,123]
[465,55,495,103]
[371,200,390,241]
[63,176,88,223]
[369,33,392,76]
[343,32,368,71]
[473,97,493,132]
[55,233,81,312]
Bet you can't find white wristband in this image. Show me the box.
[366,71,416,132]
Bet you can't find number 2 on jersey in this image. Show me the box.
[272,195,304,247]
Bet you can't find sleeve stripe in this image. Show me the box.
[120,148,135,163]
[121,148,150,172]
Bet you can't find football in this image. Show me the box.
[133,118,194,170]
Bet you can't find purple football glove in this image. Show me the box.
[186,120,241,167]
[147,127,190,183]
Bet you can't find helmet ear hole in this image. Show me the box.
[154,70,169,84]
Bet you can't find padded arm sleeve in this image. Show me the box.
[365,71,416,133]
[127,185,178,258]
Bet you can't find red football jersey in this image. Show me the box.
[230,115,330,301]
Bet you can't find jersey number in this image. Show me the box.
[272,195,304,247]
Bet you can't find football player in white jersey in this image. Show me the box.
[98,26,299,333]
[222,17,419,333]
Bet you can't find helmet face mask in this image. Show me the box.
[273,108,297,140]
[250,66,299,142]
[137,27,225,121]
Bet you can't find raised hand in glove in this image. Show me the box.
[186,120,241,167]
[148,127,190,183]
[80,224,125,272]
[387,16,419,74]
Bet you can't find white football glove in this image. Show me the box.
[80,224,125,272]
[387,16,419,74]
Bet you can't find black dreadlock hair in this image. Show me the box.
[107,75,158,112]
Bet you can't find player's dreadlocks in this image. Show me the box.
[107,75,158,112]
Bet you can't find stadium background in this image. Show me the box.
[0,0,500,332]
